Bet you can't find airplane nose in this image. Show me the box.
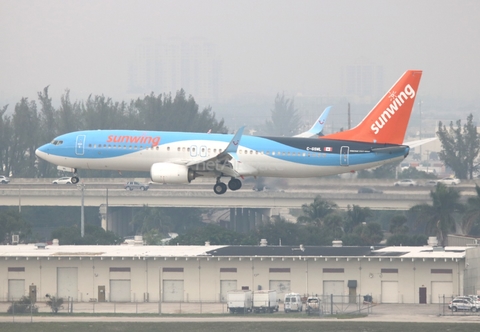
[35,145,49,160]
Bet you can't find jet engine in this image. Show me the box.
[150,162,196,184]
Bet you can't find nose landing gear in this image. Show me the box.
[70,169,80,184]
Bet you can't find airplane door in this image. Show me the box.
[75,135,86,156]
[340,146,349,166]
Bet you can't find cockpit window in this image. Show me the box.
[51,140,64,146]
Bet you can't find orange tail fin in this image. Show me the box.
[324,70,422,144]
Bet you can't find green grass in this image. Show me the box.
[0,322,474,332]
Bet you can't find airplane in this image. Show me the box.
[36,70,422,195]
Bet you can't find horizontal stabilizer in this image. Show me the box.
[403,137,437,148]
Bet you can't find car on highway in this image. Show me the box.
[52,177,73,184]
[394,179,418,187]
[437,177,461,185]
[358,187,383,194]
[448,298,478,312]
[125,181,149,191]
[0,175,10,184]
[424,180,438,186]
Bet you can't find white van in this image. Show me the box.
[284,293,303,312]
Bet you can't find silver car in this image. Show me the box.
[125,181,149,191]
[0,175,10,184]
[448,298,477,312]
[52,177,73,184]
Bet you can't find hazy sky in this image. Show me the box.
[1,0,479,109]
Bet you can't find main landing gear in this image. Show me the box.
[213,177,242,195]
[70,168,80,184]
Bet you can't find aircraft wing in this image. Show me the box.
[294,106,331,138]
[403,137,437,148]
[184,126,245,177]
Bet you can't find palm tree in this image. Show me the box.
[297,195,337,227]
[389,214,409,235]
[409,183,463,246]
[344,205,372,233]
[462,185,480,234]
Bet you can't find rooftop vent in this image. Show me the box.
[133,235,144,246]
[428,237,438,247]
[35,243,46,249]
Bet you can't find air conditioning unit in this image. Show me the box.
[12,234,19,245]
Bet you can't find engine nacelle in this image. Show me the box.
[150,162,196,184]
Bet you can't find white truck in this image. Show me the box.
[227,290,253,313]
[253,290,279,313]
[284,293,303,312]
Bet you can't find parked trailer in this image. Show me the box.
[284,293,303,312]
[227,290,253,313]
[253,290,279,313]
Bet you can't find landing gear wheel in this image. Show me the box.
[71,176,79,184]
[228,178,242,191]
[213,182,227,195]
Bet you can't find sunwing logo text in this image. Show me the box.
[107,135,161,146]
[371,84,416,135]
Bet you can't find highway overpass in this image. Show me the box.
[1,178,477,235]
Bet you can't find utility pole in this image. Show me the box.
[419,100,423,160]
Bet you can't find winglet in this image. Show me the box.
[223,126,244,155]
[323,70,422,144]
[295,106,331,138]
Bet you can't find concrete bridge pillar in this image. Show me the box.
[99,205,132,238]
[229,208,269,233]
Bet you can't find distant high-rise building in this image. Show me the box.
[343,62,384,104]
[128,39,222,103]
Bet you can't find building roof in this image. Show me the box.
[0,244,469,260]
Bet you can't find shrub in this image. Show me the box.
[7,296,38,314]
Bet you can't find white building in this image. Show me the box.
[1,242,478,304]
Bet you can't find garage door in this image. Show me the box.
[57,267,78,301]
[110,280,131,302]
[324,280,345,303]
[323,280,345,295]
[431,281,453,304]
[381,281,398,303]
[220,280,237,302]
[8,279,25,301]
[163,280,184,302]
[269,280,291,299]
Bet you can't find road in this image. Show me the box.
[0,304,479,323]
